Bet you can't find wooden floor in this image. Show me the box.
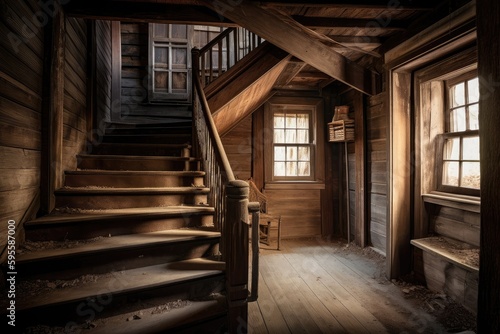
[248,238,450,334]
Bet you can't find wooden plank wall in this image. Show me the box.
[120,22,148,116]
[0,0,45,253]
[264,188,322,238]
[367,92,388,254]
[63,17,87,172]
[95,20,112,125]
[347,142,356,242]
[221,115,252,181]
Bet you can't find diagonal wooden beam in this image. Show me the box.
[202,0,379,95]
[292,16,406,31]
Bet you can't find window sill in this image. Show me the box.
[422,191,480,213]
[265,181,325,190]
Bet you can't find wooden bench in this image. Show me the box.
[247,179,281,250]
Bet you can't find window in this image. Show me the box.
[149,24,191,101]
[264,97,325,185]
[438,72,480,195]
[273,110,313,179]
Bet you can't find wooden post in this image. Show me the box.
[225,180,249,333]
[41,0,65,214]
[248,202,260,302]
[477,0,500,331]
[354,91,367,247]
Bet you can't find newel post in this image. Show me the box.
[225,180,249,333]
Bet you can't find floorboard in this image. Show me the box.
[249,238,450,334]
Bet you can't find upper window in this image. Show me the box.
[272,110,313,180]
[438,72,480,195]
[149,24,190,101]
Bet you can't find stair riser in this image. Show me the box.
[64,174,205,188]
[25,215,214,241]
[91,145,187,157]
[102,134,192,144]
[16,275,224,328]
[78,157,196,171]
[17,239,220,281]
[55,194,208,209]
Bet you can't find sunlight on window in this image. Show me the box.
[273,111,311,178]
[442,76,480,190]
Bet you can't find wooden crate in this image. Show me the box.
[328,119,354,142]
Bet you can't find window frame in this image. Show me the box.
[271,109,315,181]
[148,23,192,102]
[264,97,325,185]
[436,70,480,196]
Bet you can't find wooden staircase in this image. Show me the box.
[8,122,230,333]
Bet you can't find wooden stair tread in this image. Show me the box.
[66,170,205,176]
[17,259,225,311]
[78,154,199,161]
[88,300,225,334]
[25,206,215,226]
[17,230,221,263]
[55,187,210,195]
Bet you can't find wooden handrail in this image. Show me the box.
[199,28,235,55]
[192,59,235,182]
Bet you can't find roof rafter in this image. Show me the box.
[202,0,379,95]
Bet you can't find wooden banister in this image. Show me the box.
[192,48,250,332]
[195,27,264,88]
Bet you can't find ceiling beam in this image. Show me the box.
[64,1,235,26]
[257,0,435,10]
[293,16,406,31]
[202,0,379,95]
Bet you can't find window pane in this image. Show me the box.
[274,162,286,176]
[172,72,187,91]
[463,136,480,160]
[450,82,465,107]
[286,162,297,176]
[286,114,297,128]
[274,114,285,128]
[285,130,296,143]
[297,130,309,143]
[154,72,168,92]
[171,25,187,39]
[443,161,459,186]
[450,107,466,132]
[461,162,480,188]
[469,103,479,130]
[468,77,480,103]
[298,147,310,161]
[154,47,169,67]
[172,47,187,69]
[443,138,460,160]
[287,146,297,161]
[274,130,285,143]
[153,24,169,38]
[298,162,310,176]
[274,146,285,161]
[297,114,309,128]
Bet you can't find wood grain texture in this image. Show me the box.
[477,0,500,329]
[221,115,252,181]
[0,0,44,257]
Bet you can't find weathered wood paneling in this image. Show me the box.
[221,115,252,181]
[95,20,112,125]
[120,22,148,117]
[0,0,45,255]
[63,17,87,172]
[367,92,387,255]
[264,188,322,238]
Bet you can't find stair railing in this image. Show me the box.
[196,27,263,88]
[192,49,251,332]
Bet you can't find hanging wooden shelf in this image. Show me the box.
[328,119,355,142]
